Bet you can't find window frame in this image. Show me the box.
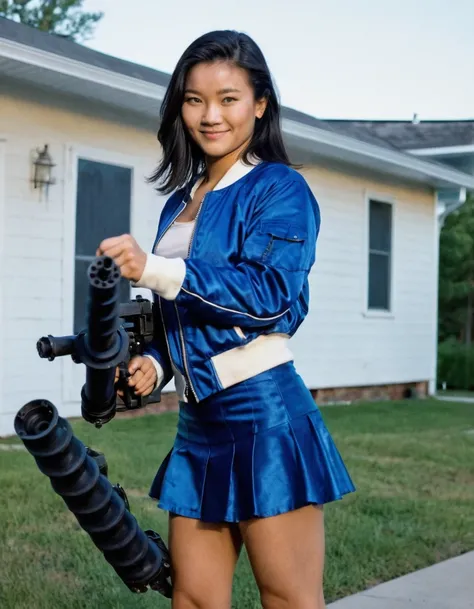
[63,144,139,404]
[363,191,396,318]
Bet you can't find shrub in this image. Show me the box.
[437,338,474,390]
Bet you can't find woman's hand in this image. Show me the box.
[97,234,147,283]
[115,356,158,397]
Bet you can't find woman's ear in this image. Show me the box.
[255,97,268,120]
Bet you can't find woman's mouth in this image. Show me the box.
[200,131,229,140]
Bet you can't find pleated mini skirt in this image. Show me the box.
[149,362,355,522]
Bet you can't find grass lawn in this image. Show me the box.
[1,398,474,608]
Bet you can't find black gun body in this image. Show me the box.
[35,256,156,426]
[14,399,172,597]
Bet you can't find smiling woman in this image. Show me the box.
[98,29,355,609]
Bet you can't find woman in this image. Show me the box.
[98,30,355,609]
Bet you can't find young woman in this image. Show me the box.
[98,30,355,609]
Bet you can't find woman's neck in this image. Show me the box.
[204,141,249,188]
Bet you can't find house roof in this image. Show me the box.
[0,17,397,150]
[0,16,170,87]
[324,119,474,151]
[281,107,399,151]
[1,16,474,193]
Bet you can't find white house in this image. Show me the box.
[1,18,474,437]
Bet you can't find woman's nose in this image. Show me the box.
[201,103,222,125]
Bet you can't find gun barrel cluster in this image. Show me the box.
[15,255,172,598]
[14,399,171,597]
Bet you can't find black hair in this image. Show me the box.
[148,30,293,194]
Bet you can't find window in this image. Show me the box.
[74,158,132,332]
[368,199,392,311]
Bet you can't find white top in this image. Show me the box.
[155,220,195,260]
[154,219,196,400]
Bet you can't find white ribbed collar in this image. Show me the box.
[190,155,261,197]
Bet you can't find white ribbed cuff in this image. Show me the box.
[133,254,186,300]
[143,354,165,390]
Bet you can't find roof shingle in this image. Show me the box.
[324,119,474,150]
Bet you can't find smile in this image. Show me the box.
[200,131,230,140]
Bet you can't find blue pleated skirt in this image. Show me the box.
[149,362,355,522]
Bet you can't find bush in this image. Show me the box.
[437,338,474,390]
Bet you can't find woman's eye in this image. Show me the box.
[222,97,237,104]
[185,97,201,104]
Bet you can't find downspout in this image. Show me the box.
[436,187,467,231]
[431,187,468,395]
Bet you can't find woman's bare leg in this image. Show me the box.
[169,513,242,609]
[239,504,326,609]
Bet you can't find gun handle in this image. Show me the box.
[116,363,148,411]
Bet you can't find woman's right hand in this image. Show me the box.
[115,356,157,397]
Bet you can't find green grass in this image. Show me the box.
[1,398,474,608]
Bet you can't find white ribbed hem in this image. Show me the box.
[210,334,293,390]
[143,354,165,391]
[133,254,186,300]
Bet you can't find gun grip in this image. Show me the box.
[116,363,148,411]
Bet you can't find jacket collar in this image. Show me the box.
[190,155,261,197]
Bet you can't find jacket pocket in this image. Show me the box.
[259,220,308,271]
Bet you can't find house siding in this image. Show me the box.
[0,91,166,436]
[293,166,437,393]
[0,90,437,437]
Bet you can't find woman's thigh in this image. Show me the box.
[239,504,326,609]
[169,513,243,609]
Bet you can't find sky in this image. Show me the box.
[82,0,474,122]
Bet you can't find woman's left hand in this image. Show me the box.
[96,234,147,282]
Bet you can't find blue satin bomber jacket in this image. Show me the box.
[139,161,321,403]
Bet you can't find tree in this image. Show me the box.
[0,0,104,42]
[437,195,474,390]
[438,193,474,345]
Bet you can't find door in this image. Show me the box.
[69,157,132,402]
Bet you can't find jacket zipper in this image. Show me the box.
[187,195,206,257]
[176,194,207,401]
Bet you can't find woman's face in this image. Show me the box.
[181,61,267,160]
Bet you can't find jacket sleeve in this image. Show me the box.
[134,175,321,329]
[143,299,174,390]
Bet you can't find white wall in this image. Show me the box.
[290,165,437,392]
[0,139,6,433]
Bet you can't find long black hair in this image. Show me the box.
[148,30,292,194]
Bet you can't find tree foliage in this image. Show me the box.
[438,194,474,345]
[0,0,103,42]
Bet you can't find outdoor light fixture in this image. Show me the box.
[32,144,56,197]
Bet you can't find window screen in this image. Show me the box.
[368,199,392,311]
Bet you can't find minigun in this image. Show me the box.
[14,255,173,598]
[36,255,158,428]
